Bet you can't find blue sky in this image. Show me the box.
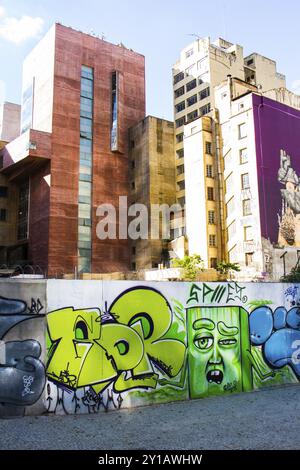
[0,0,300,121]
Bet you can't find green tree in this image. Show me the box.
[216,261,241,275]
[172,254,204,281]
[281,265,300,282]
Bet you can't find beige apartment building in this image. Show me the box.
[172,37,289,273]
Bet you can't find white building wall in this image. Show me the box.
[184,119,209,266]
[215,85,264,279]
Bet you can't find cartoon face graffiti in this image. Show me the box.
[187,307,252,398]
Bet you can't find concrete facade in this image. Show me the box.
[128,116,176,269]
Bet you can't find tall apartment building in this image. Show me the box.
[0,23,145,276]
[172,37,287,271]
[128,116,176,270]
[215,77,300,280]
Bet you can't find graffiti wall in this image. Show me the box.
[0,281,46,417]
[0,279,300,417]
[253,95,300,247]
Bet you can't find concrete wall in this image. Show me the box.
[0,279,299,417]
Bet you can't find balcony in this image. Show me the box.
[0,129,52,181]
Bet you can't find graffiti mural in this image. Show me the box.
[0,296,46,417]
[253,95,300,246]
[1,280,300,417]
[45,287,186,414]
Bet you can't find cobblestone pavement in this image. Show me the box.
[0,385,299,450]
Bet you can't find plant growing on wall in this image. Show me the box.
[172,254,204,281]
[216,261,241,275]
[281,265,300,282]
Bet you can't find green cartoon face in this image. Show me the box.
[187,307,252,398]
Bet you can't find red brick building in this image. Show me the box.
[0,23,145,276]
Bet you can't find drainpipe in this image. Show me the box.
[213,110,226,262]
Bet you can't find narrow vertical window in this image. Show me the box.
[17,179,29,241]
[78,65,94,274]
[111,71,119,152]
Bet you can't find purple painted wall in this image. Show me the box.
[253,95,300,246]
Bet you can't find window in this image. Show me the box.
[175,101,185,113]
[81,77,93,99]
[197,58,207,71]
[111,71,119,151]
[200,87,210,100]
[80,117,93,139]
[206,142,212,155]
[80,97,93,119]
[131,160,135,169]
[177,180,185,191]
[177,197,185,207]
[0,186,8,198]
[132,246,136,255]
[238,123,247,139]
[243,199,252,216]
[225,173,233,194]
[241,173,250,190]
[187,110,198,123]
[227,220,236,240]
[247,58,254,66]
[208,210,215,225]
[17,180,29,241]
[209,234,216,247]
[186,79,197,92]
[175,117,185,128]
[187,94,197,107]
[245,252,254,266]
[176,148,184,159]
[174,86,184,99]
[177,165,184,175]
[130,140,135,149]
[131,181,135,190]
[186,48,194,58]
[210,258,218,269]
[174,72,184,85]
[226,197,235,218]
[244,226,253,241]
[0,209,6,221]
[207,187,214,201]
[185,65,195,77]
[79,65,93,274]
[206,164,213,178]
[200,103,211,116]
[240,148,248,164]
[176,133,184,143]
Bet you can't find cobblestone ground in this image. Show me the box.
[0,385,299,450]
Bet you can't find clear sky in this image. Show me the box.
[0,0,300,121]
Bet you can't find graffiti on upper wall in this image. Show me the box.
[0,296,46,417]
[187,282,248,305]
[44,283,300,414]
